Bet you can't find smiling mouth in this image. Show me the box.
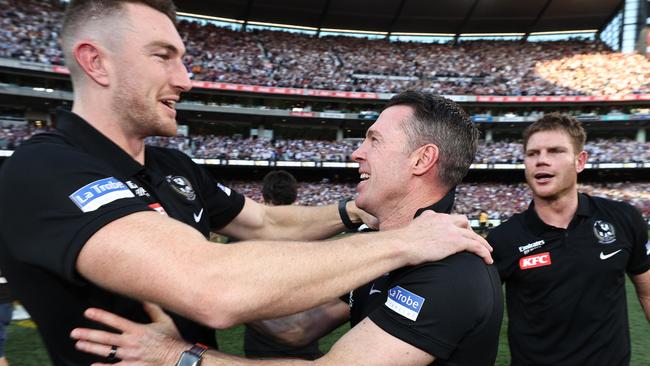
[160,100,176,109]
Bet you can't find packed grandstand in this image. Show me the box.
[0,0,648,225]
[1,124,649,221]
[1,125,649,164]
[2,0,650,96]
[229,180,650,221]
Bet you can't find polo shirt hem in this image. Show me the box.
[628,262,650,276]
[368,311,454,359]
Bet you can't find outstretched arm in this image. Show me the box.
[77,210,491,328]
[73,308,432,366]
[220,198,376,241]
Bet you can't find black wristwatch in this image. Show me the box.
[175,343,208,366]
[338,198,362,231]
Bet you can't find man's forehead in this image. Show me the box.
[526,130,572,149]
[369,106,412,133]
[123,3,184,50]
[365,120,394,138]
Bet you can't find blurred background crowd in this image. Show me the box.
[2,0,650,96]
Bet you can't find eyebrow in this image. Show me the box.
[145,41,184,56]
[366,129,381,139]
[526,145,567,153]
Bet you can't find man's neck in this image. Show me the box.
[72,100,146,164]
[379,186,445,231]
[532,189,579,229]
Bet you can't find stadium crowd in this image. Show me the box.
[475,138,650,164]
[4,123,646,219]
[2,125,650,164]
[144,135,359,161]
[228,180,650,220]
[0,124,50,150]
[2,0,650,96]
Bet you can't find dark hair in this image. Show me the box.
[523,113,586,153]
[383,91,479,188]
[61,0,177,72]
[262,170,298,206]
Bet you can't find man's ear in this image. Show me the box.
[575,150,588,173]
[73,42,110,87]
[412,144,439,176]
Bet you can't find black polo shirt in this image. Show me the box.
[349,190,503,365]
[488,193,650,366]
[0,110,245,366]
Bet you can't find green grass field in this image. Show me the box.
[4,278,649,365]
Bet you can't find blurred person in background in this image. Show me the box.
[244,170,322,360]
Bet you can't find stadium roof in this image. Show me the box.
[174,0,623,36]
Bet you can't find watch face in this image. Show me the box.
[176,351,201,366]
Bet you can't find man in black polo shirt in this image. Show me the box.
[488,113,650,366]
[71,92,504,366]
[0,2,493,365]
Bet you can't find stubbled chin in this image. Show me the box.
[531,185,557,198]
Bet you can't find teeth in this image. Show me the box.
[360,173,370,180]
[161,100,176,108]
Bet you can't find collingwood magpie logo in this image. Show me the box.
[166,176,196,201]
[593,220,616,244]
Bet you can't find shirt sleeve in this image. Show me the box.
[181,151,245,230]
[623,204,650,275]
[0,144,152,284]
[487,226,517,281]
[367,255,498,359]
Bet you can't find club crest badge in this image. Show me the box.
[593,220,616,244]
[166,176,196,201]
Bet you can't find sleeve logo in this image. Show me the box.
[385,286,425,321]
[69,177,135,213]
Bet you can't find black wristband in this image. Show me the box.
[338,199,361,231]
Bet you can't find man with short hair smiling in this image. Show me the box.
[0,1,492,365]
[70,91,504,366]
[489,113,650,366]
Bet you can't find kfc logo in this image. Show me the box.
[519,252,552,270]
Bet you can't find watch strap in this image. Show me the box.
[338,198,362,231]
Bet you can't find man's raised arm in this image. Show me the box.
[77,210,491,329]
[219,197,374,241]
